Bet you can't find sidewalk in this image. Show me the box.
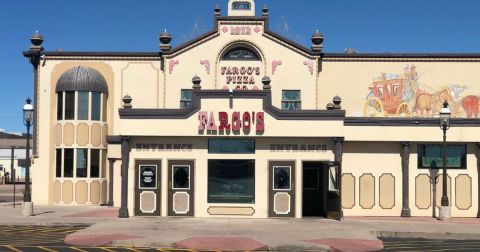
[1,204,480,252]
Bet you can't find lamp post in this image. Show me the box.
[23,97,34,216]
[439,100,451,221]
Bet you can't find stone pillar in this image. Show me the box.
[333,137,344,220]
[107,158,116,207]
[477,143,480,218]
[401,142,411,217]
[118,136,130,218]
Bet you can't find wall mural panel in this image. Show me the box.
[364,65,479,118]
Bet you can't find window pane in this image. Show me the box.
[64,149,74,178]
[57,92,63,120]
[208,159,255,204]
[208,139,255,154]
[140,165,157,189]
[91,92,101,121]
[101,150,106,178]
[56,149,62,177]
[77,91,89,120]
[102,94,107,122]
[274,166,290,190]
[173,166,190,189]
[76,148,88,178]
[64,92,75,120]
[282,90,300,101]
[418,144,466,169]
[181,90,192,100]
[90,149,100,178]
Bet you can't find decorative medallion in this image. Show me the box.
[169,60,179,74]
[254,26,261,33]
[200,60,211,74]
[222,26,229,33]
[272,60,282,75]
[303,60,313,75]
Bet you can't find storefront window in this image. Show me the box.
[76,149,88,178]
[91,92,101,121]
[208,159,255,204]
[64,91,75,120]
[77,91,89,120]
[90,149,100,178]
[208,139,255,154]
[180,89,193,109]
[418,144,467,169]
[282,90,301,110]
[64,148,74,178]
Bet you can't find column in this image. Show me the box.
[118,136,130,218]
[401,142,411,217]
[333,137,344,220]
[107,158,116,207]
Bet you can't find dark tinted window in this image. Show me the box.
[64,148,74,177]
[56,149,62,177]
[77,91,89,120]
[64,91,75,120]
[91,92,101,121]
[208,159,255,204]
[173,166,190,189]
[208,139,255,154]
[90,149,100,178]
[76,149,88,178]
[418,144,467,169]
[57,92,63,120]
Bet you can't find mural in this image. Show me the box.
[364,65,479,118]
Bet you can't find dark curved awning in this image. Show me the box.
[56,66,108,93]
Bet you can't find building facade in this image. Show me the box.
[23,0,480,219]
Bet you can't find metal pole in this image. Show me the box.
[24,124,31,203]
[441,125,449,207]
[11,146,15,208]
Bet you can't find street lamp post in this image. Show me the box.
[23,97,34,216]
[439,100,451,221]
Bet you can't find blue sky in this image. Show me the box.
[1,0,479,132]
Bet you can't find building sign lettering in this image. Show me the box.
[230,26,252,35]
[136,143,193,152]
[221,66,260,85]
[270,144,328,152]
[198,111,265,134]
[139,165,157,189]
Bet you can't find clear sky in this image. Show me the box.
[1,0,479,133]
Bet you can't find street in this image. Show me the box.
[381,237,480,251]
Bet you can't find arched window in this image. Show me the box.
[232,1,251,10]
[222,47,260,61]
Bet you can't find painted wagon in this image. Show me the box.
[364,78,412,117]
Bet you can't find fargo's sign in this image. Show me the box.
[221,66,260,85]
[198,111,265,134]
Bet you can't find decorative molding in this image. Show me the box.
[169,60,179,74]
[272,60,282,75]
[106,135,122,144]
[345,117,480,127]
[359,173,375,209]
[173,192,190,214]
[303,60,313,75]
[200,60,210,74]
[341,173,355,209]
[273,192,291,215]
[414,174,431,210]
[119,90,345,120]
[139,191,157,213]
[254,26,261,33]
[207,206,255,216]
[222,26,229,33]
[455,174,472,210]
[379,173,396,209]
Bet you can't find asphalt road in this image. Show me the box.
[381,237,480,251]
[0,225,215,252]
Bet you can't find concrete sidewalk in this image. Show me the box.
[1,204,480,251]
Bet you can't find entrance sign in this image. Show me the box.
[198,111,265,134]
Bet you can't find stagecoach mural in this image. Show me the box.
[364,65,480,118]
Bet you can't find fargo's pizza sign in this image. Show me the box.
[198,111,265,134]
[221,66,260,85]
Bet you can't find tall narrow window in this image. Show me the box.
[180,89,193,109]
[90,149,100,178]
[282,90,301,110]
[64,91,75,120]
[55,149,62,177]
[102,94,107,122]
[76,149,88,178]
[77,91,89,120]
[91,92,101,121]
[57,92,63,120]
[101,150,106,178]
[64,148,74,178]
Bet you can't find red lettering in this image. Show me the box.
[240,67,247,75]
[207,112,217,131]
[198,111,208,130]
[243,112,251,131]
[249,76,255,84]
[218,112,230,130]
[247,67,253,75]
[221,67,227,75]
[256,112,265,131]
[255,67,260,75]
[226,76,233,84]
[233,67,239,75]
[232,112,242,130]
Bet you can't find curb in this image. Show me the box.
[376,231,480,240]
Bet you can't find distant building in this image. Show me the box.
[0,132,31,183]
[22,0,480,219]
